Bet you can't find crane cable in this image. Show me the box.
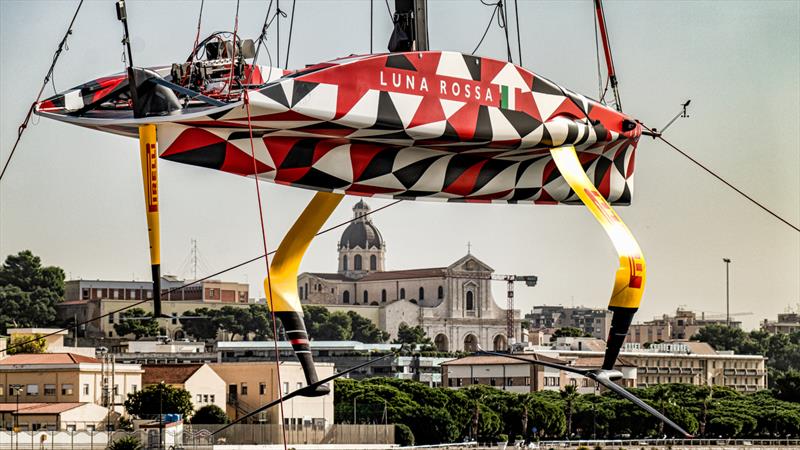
[513,0,522,66]
[0,0,84,183]
[284,0,297,70]
[1,199,402,355]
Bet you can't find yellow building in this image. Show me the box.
[0,353,143,427]
[209,361,334,428]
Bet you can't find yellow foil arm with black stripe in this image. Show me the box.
[138,123,162,317]
[550,146,645,370]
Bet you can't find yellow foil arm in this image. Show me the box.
[138,123,162,316]
[265,191,344,313]
[550,146,646,310]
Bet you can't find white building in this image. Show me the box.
[298,200,523,352]
[142,364,226,412]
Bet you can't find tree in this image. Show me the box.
[560,385,579,438]
[692,324,748,352]
[114,308,159,339]
[774,370,800,403]
[317,311,353,340]
[191,404,229,424]
[179,308,219,340]
[550,327,590,342]
[7,333,47,355]
[124,383,194,419]
[0,251,65,333]
[348,311,389,343]
[393,324,432,345]
[216,306,250,340]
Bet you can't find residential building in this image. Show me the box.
[57,277,250,341]
[555,341,767,392]
[3,328,96,359]
[0,353,143,428]
[298,200,523,352]
[440,353,636,394]
[627,308,742,344]
[216,341,454,386]
[142,364,226,412]
[0,402,109,431]
[761,312,800,334]
[209,361,334,428]
[524,305,612,340]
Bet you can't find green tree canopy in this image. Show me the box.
[7,333,47,355]
[191,404,229,424]
[549,327,591,342]
[114,308,159,339]
[348,310,389,343]
[0,251,65,333]
[179,308,220,341]
[124,383,193,419]
[393,324,432,345]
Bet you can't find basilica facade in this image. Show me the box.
[297,200,522,352]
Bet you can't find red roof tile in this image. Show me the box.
[142,364,203,384]
[0,403,85,414]
[0,353,99,365]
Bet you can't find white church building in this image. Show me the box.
[297,200,523,352]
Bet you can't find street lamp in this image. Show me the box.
[9,384,22,450]
[352,394,365,424]
[723,258,732,326]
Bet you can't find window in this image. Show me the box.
[171,313,177,325]
[66,424,76,432]
[354,255,362,270]
[83,384,90,395]
[210,394,215,403]
[82,288,90,300]
[44,384,56,396]
[296,382,302,390]
[131,384,137,393]
[381,289,387,303]
[26,384,39,396]
[370,255,377,270]
[259,383,267,395]
[61,384,74,395]
[400,288,405,299]
[507,378,514,386]
[197,394,202,403]
[241,383,248,395]
[0,385,4,396]
[108,313,114,324]
[419,287,424,300]
[490,378,496,386]
[113,385,119,395]
[343,255,348,271]
[438,286,444,299]
[304,283,309,299]
[283,382,290,394]
[204,394,209,403]
[343,291,350,304]
[363,290,368,303]
[466,291,475,310]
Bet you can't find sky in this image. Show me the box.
[1,0,798,331]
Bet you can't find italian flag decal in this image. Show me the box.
[500,85,516,110]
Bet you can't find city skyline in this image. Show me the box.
[1,0,798,332]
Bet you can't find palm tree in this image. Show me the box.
[560,384,579,439]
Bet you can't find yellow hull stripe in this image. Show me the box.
[265,191,344,312]
[550,146,646,310]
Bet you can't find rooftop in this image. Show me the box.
[441,353,566,366]
[0,403,86,414]
[0,353,99,365]
[310,267,447,282]
[143,364,204,384]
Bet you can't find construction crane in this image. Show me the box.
[450,272,538,351]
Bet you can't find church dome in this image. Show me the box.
[339,200,384,250]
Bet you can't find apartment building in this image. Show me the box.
[628,308,742,344]
[0,353,143,430]
[761,313,800,334]
[525,306,612,340]
[209,361,334,428]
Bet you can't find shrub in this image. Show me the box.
[109,435,141,450]
[395,423,415,446]
[498,433,508,442]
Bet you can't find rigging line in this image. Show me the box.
[251,0,274,67]
[243,91,289,448]
[0,0,84,183]
[593,6,604,102]
[283,0,297,70]
[471,2,500,55]
[1,198,403,355]
[370,0,373,54]
[640,123,800,233]
[384,0,393,22]
[498,0,513,63]
[513,0,522,66]
[277,0,281,69]
[224,0,241,101]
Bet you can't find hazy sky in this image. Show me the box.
[1,0,798,330]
